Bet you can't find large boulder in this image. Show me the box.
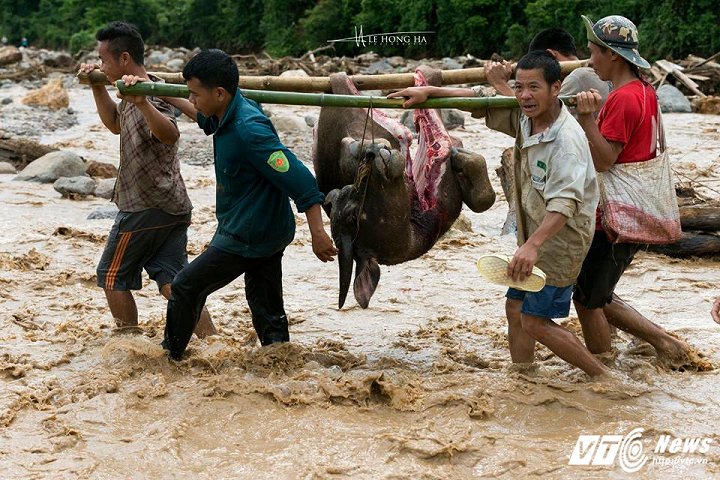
[657,84,692,113]
[15,150,85,183]
[54,176,97,197]
[21,78,69,110]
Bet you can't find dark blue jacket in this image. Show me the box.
[197,90,325,257]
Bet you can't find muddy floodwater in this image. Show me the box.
[1,79,720,479]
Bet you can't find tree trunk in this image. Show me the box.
[679,204,720,231]
[647,232,720,257]
[0,138,57,170]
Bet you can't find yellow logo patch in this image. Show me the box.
[268,151,289,173]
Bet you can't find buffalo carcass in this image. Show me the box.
[312,66,495,308]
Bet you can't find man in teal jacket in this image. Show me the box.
[152,49,337,360]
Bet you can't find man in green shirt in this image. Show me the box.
[151,49,337,360]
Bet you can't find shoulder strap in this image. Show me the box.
[656,102,666,153]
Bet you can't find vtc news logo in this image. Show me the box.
[569,428,647,472]
[569,428,713,473]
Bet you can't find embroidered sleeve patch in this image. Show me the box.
[268,151,290,172]
[536,160,547,171]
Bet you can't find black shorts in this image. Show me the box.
[573,231,643,309]
[97,208,191,291]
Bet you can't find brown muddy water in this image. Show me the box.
[1,78,719,479]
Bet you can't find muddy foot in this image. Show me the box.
[625,339,656,356]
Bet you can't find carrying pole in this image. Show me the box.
[114,79,577,109]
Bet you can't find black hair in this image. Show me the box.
[183,49,239,96]
[528,28,578,57]
[589,41,642,78]
[516,50,561,84]
[96,21,144,66]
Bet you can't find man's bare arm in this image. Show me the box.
[79,63,121,134]
[160,97,198,122]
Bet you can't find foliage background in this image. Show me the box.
[0,0,717,61]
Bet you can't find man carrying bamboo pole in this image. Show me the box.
[133,49,337,360]
[78,21,216,338]
[392,51,606,377]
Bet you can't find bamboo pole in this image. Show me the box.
[114,79,577,109]
[78,60,587,92]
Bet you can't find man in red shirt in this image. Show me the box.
[573,15,700,369]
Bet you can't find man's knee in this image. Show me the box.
[168,269,195,303]
[520,314,549,340]
[505,298,523,327]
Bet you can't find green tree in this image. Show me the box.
[261,0,315,57]
[300,0,361,56]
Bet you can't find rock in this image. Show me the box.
[165,58,185,72]
[400,108,465,132]
[146,51,169,67]
[400,110,415,132]
[0,46,22,66]
[657,84,692,113]
[356,52,379,65]
[0,161,16,174]
[169,49,188,60]
[21,78,69,110]
[54,176,97,197]
[1,97,11,105]
[15,150,85,183]
[42,52,74,68]
[279,69,309,78]
[365,60,394,74]
[304,115,317,128]
[86,160,118,178]
[442,57,463,70]
[693,96,720,115]
[387,56,405,67]
[87,204,119,220]
[94,178,116,199]
[441,109,465,130]
[271,115,307,132]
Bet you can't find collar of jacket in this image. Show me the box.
[520,100,570,148]
[215,88,244,132]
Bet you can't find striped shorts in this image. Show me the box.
[96,208,191,291]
